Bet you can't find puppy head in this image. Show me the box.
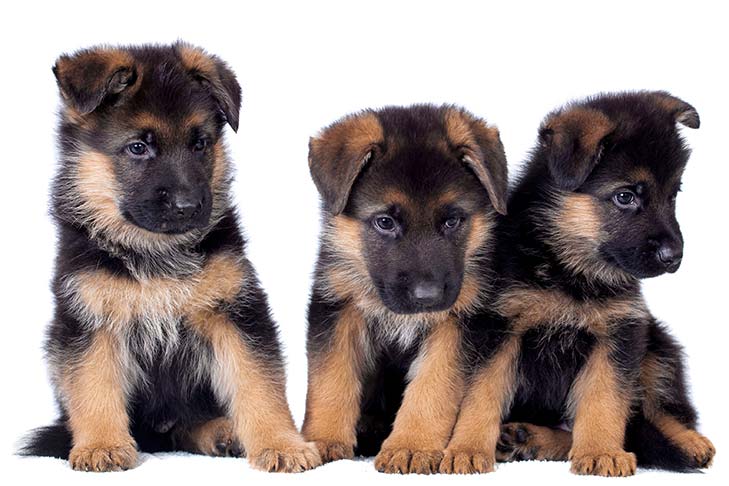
[310,105,507,315]
[53,42,241,240]
[539,91,698,279]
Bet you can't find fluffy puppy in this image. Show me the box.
[441,91,714,476]
[20,43,320,473]
[301,104,508,474]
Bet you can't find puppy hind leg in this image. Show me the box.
[497,423,571,462]
[175,417,243,457]
[639,327,715,470]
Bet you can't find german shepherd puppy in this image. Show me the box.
[20,43,320,473]
[301,105,508,473]
[440,91,714,476]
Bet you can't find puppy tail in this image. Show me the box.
[18,421,72,459]
[625,415,698,473]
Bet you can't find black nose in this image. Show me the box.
[411,281,444,306]
[171,193,202,219]
[656,245,683,272]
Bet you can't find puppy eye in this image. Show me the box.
[443,216,462,231]
[373,215,397,233]
[192,138,208,152]
[613,190,637,208]
[127,142,148,156]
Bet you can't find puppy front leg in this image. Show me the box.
[568,344,636,476]
[63,329,137,472]
[301,303,367,463]
[439,337,519,474]
[193,310,320,472]
[374,317,464,474]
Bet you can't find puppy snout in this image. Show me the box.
[158,186,204,221]
[656,244,682,273]
[410,281,445,306]
[172,193,203,219]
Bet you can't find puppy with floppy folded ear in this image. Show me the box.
[19,43,320,473]
[440,91,714,476]
[302,104,508,474]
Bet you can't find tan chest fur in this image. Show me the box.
[61,253,246,342]
[497,287,648,337]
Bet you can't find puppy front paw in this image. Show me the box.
[248,439,322,472]
[312,440,354,463]
[69,441,138,472]
[374,447,443,474]
[439,448,495,474]
[570,450,636,477]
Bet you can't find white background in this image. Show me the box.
[1,1,727,485]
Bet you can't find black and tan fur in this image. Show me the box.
[301,105,508,474]
[20,43,320,473]
[441,91,714,476]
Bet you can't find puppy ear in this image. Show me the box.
[53,48,137,115]
[540,107,616,191]
[444,108,508,215]
[175,42,242,132]
[309,112,384,215]
[650,91,700,129]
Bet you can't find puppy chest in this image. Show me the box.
[62,254,245,331]
[498,287,643,335]
[129,322,216,395]
[64,271,198,328]
[513,327,595,414]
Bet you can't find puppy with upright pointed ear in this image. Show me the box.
[20,43,321,473]
[441,91,712,477]
[302,104,508,474]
